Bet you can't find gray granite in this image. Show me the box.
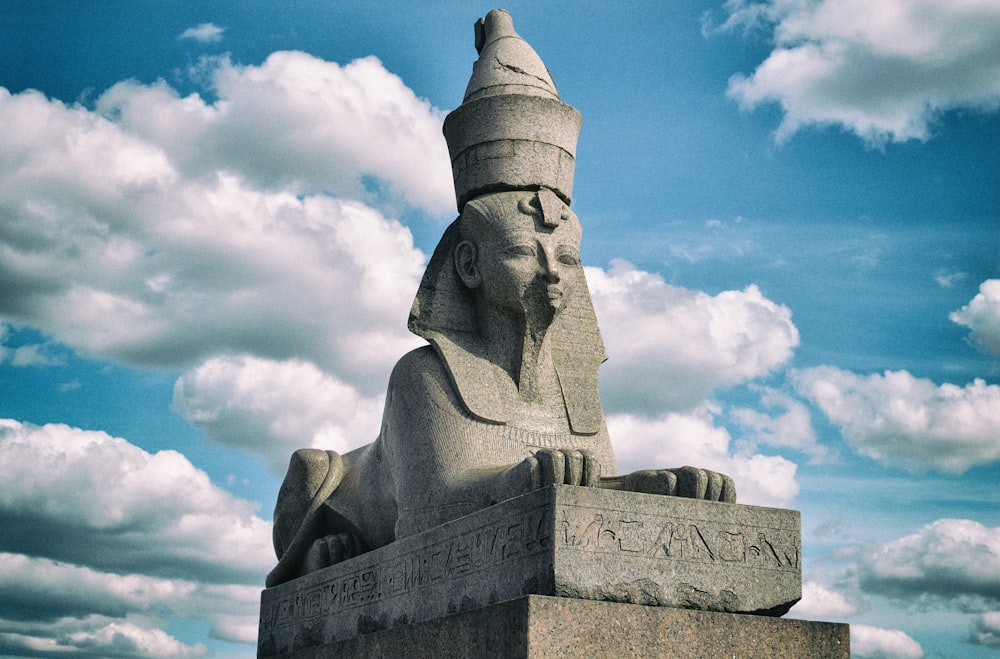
[258,486,800,656]
[443,8,582,210]
[267,8,736,590]
[268,596,848,659]
[259,9,840,656]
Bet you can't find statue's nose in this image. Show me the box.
[538,248,560,282]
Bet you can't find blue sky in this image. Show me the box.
[1,1,998,657]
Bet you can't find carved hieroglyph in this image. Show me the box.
[267,9,736,589]
[258,486,801,655]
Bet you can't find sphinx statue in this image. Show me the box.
[267,9,735,588]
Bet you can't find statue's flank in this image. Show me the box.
[266,9,735,588]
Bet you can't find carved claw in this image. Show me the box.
[623,467,736,503]
[302,533,367,574]
[529,448,601,488]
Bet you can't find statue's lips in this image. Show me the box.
[546,285,563,300]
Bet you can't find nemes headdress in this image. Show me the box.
[409,9,605,434]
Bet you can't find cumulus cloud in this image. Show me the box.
[607,407,799,508]
[789,580,856,619]
[588,260,799,414]
[968,611,1000,647]
[851,624,924,658]
[729,386,825,459]
[793,366,1000,473]
[0,615,209,658]
[856,518,1000,611]
[0,419,271,651]
[934,269,967,289]
[0,554,260,652]
[9,343,65,367]
[173,355,385,475]
[0,53,447,390]
[950,279,1000,356]
[0,326,66,367]
[179,23,225,43]
[97,53,453,213]
[717,0,1000,143]
[0,99,428,391]
[0,419,273,582]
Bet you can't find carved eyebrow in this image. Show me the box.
[504,243,536,255]
[556,244,580,260]
[499,232,536,245]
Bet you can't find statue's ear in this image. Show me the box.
[454,240,481,288]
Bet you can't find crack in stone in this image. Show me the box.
[493,55,553,89]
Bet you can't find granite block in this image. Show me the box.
[258,486,801,656]
[267,595,848,658]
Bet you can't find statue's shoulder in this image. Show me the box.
[389,343,499,423]
[388,345,457,402]
[390,344,444,380]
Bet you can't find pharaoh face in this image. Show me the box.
[456,191,583,329]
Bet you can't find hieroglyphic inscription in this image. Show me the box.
[560,509,799,571]
[260,504,552,632]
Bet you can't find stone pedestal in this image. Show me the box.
[269,595,849,658]
[259,486,816,656]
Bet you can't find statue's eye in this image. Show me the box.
[505,244,536,257]
[557,250,580,266]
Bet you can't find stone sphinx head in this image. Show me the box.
[455,188,583,334]
[408,188,605,433]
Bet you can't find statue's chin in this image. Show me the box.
[525,304,558,333]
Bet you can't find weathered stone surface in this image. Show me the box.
[444,94,582,211]
[258,485,800,656]
[263,595,845,659]
[443,8,583,210]
[266,7,738,590]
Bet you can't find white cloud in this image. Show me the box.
[968,611,1000,647]
[857,518,1000,611]
[96,53,453,214]
[68,621,208,658]
[179,23,225,43]
[0,83,428,390]
[0,554,260,648]
[0,324,10,362]
[607,407,799,508]
[793,366,1000,473]
[173,355,385,475]
[0,616,209,659]
[0,419,273,582]
[729,386,825,459]
[588,263,803,506]
[851,624,924,658]
[9,342,65,367]
[950,279,1000,356]
[719,0,1000,144]
[0,330,60,368]
[0,53,447,389]
[789,580,857,619]
[588,260,799,414]
[0,419,271,651]
[934,269,966,289]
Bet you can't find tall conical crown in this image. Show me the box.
[443,9,582,212]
